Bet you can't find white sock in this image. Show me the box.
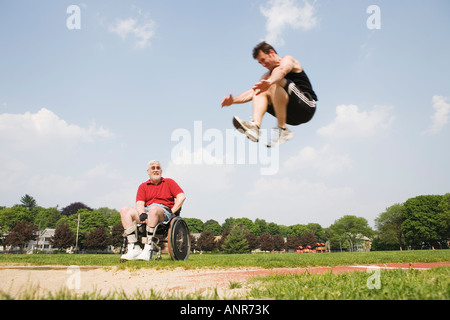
[147,226,155,235]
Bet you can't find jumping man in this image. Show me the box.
[221,42,318,147]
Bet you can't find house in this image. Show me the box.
[25,228,56,253]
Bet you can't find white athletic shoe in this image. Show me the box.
[233,116,260,142]
[120,244,142,261]
[135,243,157,261]
[267,127,294,147]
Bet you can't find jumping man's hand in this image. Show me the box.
[252,79,272,95]
[221,94,234,107]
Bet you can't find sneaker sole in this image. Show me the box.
[267,132,294,148]
[233,117,259,142]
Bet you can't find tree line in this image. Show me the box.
[0,193,448,253]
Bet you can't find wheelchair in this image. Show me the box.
[120,210,191,262]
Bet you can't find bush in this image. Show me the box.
[222,225,249,254]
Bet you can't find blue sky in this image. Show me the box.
[1,0,449,228]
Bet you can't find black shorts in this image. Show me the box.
[267,79,317,126]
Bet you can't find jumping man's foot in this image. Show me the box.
[267,127,294,148]
[233,116,260,142]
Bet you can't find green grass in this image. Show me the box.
[1,250,449,269]
[247,267,450,300]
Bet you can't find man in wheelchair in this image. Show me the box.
[120,160,186,261]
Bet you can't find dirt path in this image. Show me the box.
[1,262,449,299]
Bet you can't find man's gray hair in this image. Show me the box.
[147,160,162,170]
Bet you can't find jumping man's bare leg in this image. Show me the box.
[252,91,269,128]
[268,80,289,129]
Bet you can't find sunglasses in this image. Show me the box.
[150,166,161,170]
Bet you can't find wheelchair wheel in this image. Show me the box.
[167,216,191,261]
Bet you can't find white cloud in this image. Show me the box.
[165,148,236,192]
[260,0,318,46]
[83,163,123,180]
[235,176,355,226]
[283,145,353,177]
[424,95,450,135]
[23,163,133,209]
[317,104,395,140]
[0,108,113,151]
[109,14,155,49]
[0,108,118,208]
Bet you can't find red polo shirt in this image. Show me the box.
[135,177,184,209]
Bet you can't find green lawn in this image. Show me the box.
[247,266,450,300]
[0,250,449,269]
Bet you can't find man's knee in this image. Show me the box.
[120,206,130,215]
[147,205,164,218]
[120,206,137,220]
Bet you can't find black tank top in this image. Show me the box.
[285,70,318,101]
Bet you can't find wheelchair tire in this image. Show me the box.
[167,216,191,261]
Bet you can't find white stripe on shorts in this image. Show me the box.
[288,82,316,108]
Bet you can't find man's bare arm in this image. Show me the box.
[221,89,254,107]
[136,201,146,216]
[221,72,271,107]
[171,193,186,214]
[253,56,296,95]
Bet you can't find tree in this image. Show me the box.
[221,217,236,233]
[259,233,274,252]
[110,223,125,249]
[375,203,406,249]
[267,222,280,235]
[20,194,37,211]
[245,232,260,252]
[84,226,109,251]
[288,224,309,239]
[272,234,285,252]
[203,219,222,236]
[51,223,75,250]
[0,206,32,232]
[403,195,447,248]
[284,235,301,251]
[197,231,216,252]
[216,228,230,252]
[329,215,373,251]
[254,218,268,236]
[222,225,248,254]
[306,223,325,242]
[5,221,38,252]
[96,207,121,227]
[61,202,93,216]
[299,232,317,248]
[235,217,254,233]
[33,207,61,229]
[190,234,198,252]
[184,218,204,233]
[438,193,450,239]
[57,209,108,249]
[278,225,291,238]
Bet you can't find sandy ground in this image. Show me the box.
[1,262,449,299]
